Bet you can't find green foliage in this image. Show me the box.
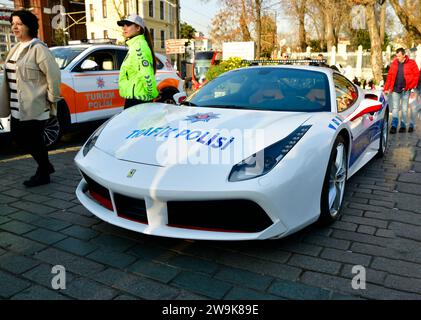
[180,22,196,39]
[382,33,391,51]
[205,57,250,81]
[350,29,391,51]
[350,29,371,50]
[308,39,326,52]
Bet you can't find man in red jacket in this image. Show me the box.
[384,48,420,133]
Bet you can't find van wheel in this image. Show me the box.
[44,100,70,148]
[158,87,179,104]
[44,116,61,148]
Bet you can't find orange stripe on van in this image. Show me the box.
[157,78,179,91]
[61,83,77,114]
[60,83,124,115]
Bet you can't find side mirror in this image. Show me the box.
[81,60,99,71]
[173,92,187,105]
[348,98,383,122]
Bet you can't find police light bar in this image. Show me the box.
[242,59,328,66]
[68,39,117,45]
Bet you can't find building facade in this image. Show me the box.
[85,0,177,54]
[13,0,87,46]
[0,4,16,60]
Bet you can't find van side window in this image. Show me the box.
[73,50,117,72]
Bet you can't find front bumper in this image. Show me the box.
[74,146,292,240]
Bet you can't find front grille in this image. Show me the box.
[114,193,148,224]
[167,200,273,233]
[81,171,113,211]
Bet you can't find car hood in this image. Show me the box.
[95,103,312,166]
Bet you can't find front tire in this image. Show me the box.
[376,110,389,158]
[319,135,348,225]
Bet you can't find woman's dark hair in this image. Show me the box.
[9,10,39,39]
[142,27,157,74]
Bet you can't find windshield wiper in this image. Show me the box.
[180,101,199,107]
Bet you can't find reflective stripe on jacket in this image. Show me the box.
[118,34,159,101]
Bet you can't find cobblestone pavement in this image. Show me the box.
[1,117,421,300]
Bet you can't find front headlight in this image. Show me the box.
[228,125,312,182]
[82,121,109,157]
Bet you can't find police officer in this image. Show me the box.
[117,14,159,109]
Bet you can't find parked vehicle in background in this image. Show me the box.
[192,51,222,90]
[0,42,185,145]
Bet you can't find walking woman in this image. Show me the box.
[117,14,159,109]
[0,10,61,187]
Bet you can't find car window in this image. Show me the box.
[209,73,246,98]
[50,47,86,69]
[333,74,358,113]
[187,67,331,112]
[73,49,118,72]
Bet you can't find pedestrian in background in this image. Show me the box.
[0,10,60,187]
[384,48,420,133]
[117,14,159,109]
[316,53,328,67]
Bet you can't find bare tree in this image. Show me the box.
[306,2,326,50]
[209,0,267,58]
[261,14,277,57]
[379,0,386,46]
[313,0,336,51]
[280,0,308,51]
[389,0,421,40]
[351,0,383,83]
[254,0,262,58]
[240,0,252,41]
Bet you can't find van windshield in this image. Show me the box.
[51,47,86,69]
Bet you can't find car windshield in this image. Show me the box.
[51,47,86,69]
[194,52,216,82]
[194,60,212,82]
[187,67,331,112]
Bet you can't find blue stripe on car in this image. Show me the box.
[332,118,341,126]
[349,119,383,167]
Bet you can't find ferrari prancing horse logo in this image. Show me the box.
[127,169,137,178]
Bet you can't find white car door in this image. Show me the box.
[334,74,380,173]
[70,48,125,123]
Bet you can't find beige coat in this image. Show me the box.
[0,39,61,121]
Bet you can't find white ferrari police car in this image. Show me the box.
[75,63,388,240]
